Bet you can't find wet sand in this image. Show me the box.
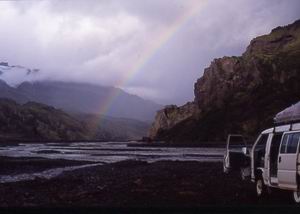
[0,158,295,208]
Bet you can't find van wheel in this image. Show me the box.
[293,190,300,204]
[256,178,266,198]
[223,156,229,174]
[223,164,229,174]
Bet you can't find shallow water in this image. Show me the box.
[0,142,225,183]
[0,141,225,163]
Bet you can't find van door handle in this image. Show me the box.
[279,156,281,163]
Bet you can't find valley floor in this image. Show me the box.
[0,157,295,208]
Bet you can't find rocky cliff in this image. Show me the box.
[149,19,300,143]
[148,102,201,139]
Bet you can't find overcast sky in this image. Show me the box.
[0,0,299,105]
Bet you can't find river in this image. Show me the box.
[0,142,225,183]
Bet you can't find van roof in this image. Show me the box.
[262,123,300,134]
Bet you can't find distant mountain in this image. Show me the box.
[149,19,300,143]
[75,113,150,141]
[0,80,162,122]
[0,63,156,140]
[0,98,150,142]
[0,80,28,103]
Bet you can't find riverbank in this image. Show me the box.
[0,158,293,208]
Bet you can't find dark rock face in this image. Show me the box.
[148,102,200,139]
[149,19,300,142]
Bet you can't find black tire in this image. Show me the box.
[223,155,230,174]
[256,177,267,198]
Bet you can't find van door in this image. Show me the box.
[268,133,283,181]
[223,135,248,173]
[278,132,300,190]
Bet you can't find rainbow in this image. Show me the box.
[98,1,207,119]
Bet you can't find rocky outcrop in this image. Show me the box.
[149,19,300,143]
[148,102,200,139]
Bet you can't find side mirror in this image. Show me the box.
[242,147,248,155]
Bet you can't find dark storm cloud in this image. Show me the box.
[0,0,299,105]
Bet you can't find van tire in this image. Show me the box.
[223,166,229,174]
[293,190,300,204]
[256,177,267,198]
[223,156,229,174]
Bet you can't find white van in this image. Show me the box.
[251,122,300,203]
[224,122,300,203]
[224,102,300,203]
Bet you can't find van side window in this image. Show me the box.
[280,133,300,154]
[287,133,300,154]
[255,134,268,152]
[254,134,269,167]
[280,134,289,153]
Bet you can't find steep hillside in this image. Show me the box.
[0,98,88,141]
[149,19,300,143]
[0,98,150,142]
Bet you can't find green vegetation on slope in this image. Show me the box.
[0,98,88,141]
[0,98,150,142]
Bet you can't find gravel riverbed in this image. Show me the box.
[0,157,294,208]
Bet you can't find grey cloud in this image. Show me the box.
[126,0,300,104]
[0,0,299,105]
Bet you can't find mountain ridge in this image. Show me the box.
[0,79,162,122]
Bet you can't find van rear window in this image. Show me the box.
[287,133,300,153]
